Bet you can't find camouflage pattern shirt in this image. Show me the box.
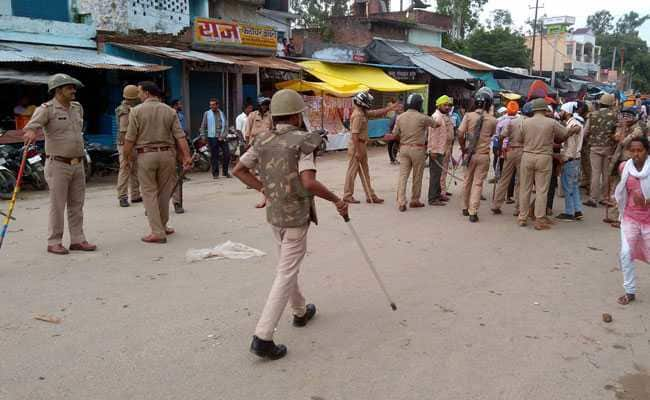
[586,108,617,148]
[239,123,321,228]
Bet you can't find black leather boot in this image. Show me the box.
[293,304,316,327]
[250,336,287,360]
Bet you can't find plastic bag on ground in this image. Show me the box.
[185,240,266,263]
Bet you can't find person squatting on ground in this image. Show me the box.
[392,93,438,212]
[427,95,454,206]
[614,135,650,306]
[232,89,349,360]
[517,98,573,230]
[584,94,618,208]
[491,101,523,216]
[556,102,588,222]
[23,74,97,255]
[115,85,142,208]
[458,87,497,223]
[343,92,400,204]
[123,81,192,244]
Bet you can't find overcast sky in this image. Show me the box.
[389,0,650,42]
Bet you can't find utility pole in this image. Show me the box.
[611,47,617,70]
[529,0,543,74]
[551,32,559,87]
[539,22,544,76]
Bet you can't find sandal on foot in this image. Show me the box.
[617,293,635,305]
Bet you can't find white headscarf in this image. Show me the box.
[614,157,650,220]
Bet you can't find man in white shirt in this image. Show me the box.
[237,104,254,139]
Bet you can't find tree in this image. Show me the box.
[587,10,614,35]
[436,0,488,40]
[491,9,512,28]
[615,11,650,35]
[462,27,531,68]
[290,0,348,29]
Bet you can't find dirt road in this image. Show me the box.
[1,148,648,400]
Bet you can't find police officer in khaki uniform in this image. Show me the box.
[392,93,438,211]
[233,89,348,361]
[122,81,192,243]
[491,102,524,215]
[115,85,142,207]
[517,98,571,230]
[458,88,497,222]
[23,74,96,255]
[244,97,272,146]
[343,92,399,204]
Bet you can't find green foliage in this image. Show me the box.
[489,9,513,29]
[436,0,488,39]
[587,10,614,36]
[290,0,348,29]
[462,27,531,68]
[615,11,650,35]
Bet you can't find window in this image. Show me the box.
[566,43,574,58]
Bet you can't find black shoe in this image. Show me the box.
[293,304,316,327]
[119,197,129,207]
[506,198,515,204]
[583,200,597,208]
[250,336,287,360]
[575,211,584,221]
[491,208,502,215]
[174,203,185,214]
[469,214,479,223]
[480,195,487,201]
[462,209,469,217]
[556,213,576,222]
[224,173,232,178]
[213,175,219,180]
[130,197,143,203]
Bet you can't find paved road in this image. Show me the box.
[1,147,648,400]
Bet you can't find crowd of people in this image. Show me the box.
[17,72,649,361]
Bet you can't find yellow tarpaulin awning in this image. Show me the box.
[276,61,426,97]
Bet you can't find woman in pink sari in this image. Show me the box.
[614,135,650,305]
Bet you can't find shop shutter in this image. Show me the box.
[11,0,70,22]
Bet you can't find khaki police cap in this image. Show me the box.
[48,73,84,92]
[122,84,139,100]
[270,89,306,117]
[599,94,616,106]
[530,98,548,112]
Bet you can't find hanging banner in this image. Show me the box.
[193,17,277,51]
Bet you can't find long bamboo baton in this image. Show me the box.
[0,146,29,250]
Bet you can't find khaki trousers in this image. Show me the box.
[492,148,522,211]
[462,153,490,215]
[518,153,552,221]
[590,146,613,202]
[137,150,177,238]
[44,159,86,246]
[440,151,451,194]
[255,224,309,340]
[343,146,376,200]
[397,146,426,206]
[116,144,140,199]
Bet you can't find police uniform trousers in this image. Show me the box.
[518,152,552,221]
[343,144,377,201]
[462,153,490,215]
[255,224,309,340]
[589,146,613,202]
[116,144,140,200]
[492,147,522,212]
[397,145,427,206]
[45,158,87,246]
[137,150,177,238]
[440,149,451,195]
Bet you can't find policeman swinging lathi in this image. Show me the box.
[23,74,96,255]
[233,89,349,360]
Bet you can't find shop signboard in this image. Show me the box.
[193,17,277,52]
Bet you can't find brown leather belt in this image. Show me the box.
[136,146,171,154]
[508,145,523,149]
[401,143,426,148]
[50,155,83,165]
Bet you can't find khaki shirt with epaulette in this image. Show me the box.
[521,114,568,155]
[24,98,85,158]
[458,110,497,155]
[115,101,133,145]
[502,115,525,147]
[392,109,437,146]
[125,98,185,147]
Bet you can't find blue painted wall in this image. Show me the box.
[103,44,183,102]
[189,71,224,135]
[12,0,69,22]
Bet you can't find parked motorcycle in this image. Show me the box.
[84,141,119,179]
[191,136,211,173]
[0,152,16,200]
[0,144,47,190]
[227,127,246,164]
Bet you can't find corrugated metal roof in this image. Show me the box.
[416,45,496,72]
[112,43,303,71]
[0,42,170,72]
[376,39,473,80]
